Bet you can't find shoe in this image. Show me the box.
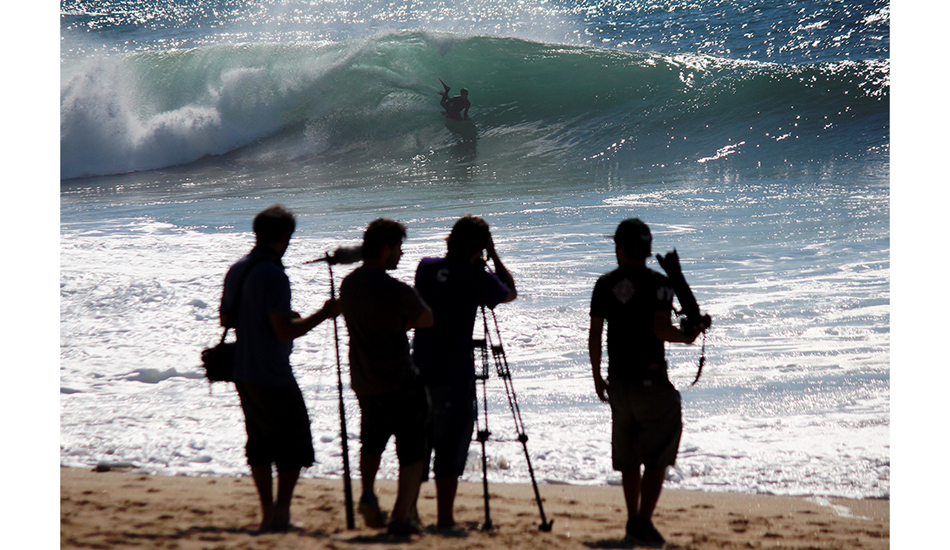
[358,494,386,529]
[410,504,422,531]
[268,520,305,533]
[387,518,423,537]
[387,505,423,537]
[624,518,665,547]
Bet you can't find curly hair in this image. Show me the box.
[361,218,407,259]
[446,216,491,261]
[253,204,296,245]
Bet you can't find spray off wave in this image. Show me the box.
[60,32,888,180]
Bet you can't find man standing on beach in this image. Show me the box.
[413,216,517,529]
[339,218,434,536]
[220,204,340,532]
[588,218,703,546]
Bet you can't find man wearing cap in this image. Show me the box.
[588,218,703,546]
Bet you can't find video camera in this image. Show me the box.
[655,249,711,335]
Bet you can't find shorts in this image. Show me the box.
[357,383,429,464]
[608,379,682,471]
[424,384,476,480]
[235,380,315,471]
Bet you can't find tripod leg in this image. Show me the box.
[519,436,553,531]
[487,307,552,532]
[473,322,494,531]
[477,429,493,531]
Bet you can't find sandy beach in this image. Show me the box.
[60,466,888,549]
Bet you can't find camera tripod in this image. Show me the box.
[472,305,553,532]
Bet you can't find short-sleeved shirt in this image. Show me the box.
[220,247,295,386]
[590,265,675,382]
[340,266,430,397]
[412,257,510,389]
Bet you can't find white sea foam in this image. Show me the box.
[61,172,890,499]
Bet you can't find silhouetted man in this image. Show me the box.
[413,216,516,529]
[588,218,702,546]
[339,218,434,536]
[220,204,340,532]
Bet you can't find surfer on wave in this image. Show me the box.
[438,79,471,121]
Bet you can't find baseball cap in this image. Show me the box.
[611,218,652,256]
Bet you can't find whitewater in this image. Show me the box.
[60,0,889,500]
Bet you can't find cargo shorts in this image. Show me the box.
[608,379,682,471]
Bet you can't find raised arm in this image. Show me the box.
[486,233,517,303]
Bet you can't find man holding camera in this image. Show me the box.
[588,218,704,547]
[412,215,517,529]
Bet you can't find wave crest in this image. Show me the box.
[61,32,889,180]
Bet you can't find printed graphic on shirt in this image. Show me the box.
[657,285,674,303]
[613,278,634,304]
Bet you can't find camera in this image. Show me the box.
[680,313,712,335]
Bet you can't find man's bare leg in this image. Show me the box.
[621,467,643,519]
[621,465,667,544]
[358,453,386,528]
[250,465,275,531]
[272,468,300,530]
[391,459,424,525]
[435,476,459,528]
[361,452,381,498]
[638,466,666,520]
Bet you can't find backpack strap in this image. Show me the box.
[223,255,273,331]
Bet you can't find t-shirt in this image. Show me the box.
[412,257,511,389]
[220,248,295,386]
[340,266,430,397]
[590,264,674,382]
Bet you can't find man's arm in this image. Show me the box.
[653,309,700,344]
[270,299,341,343]
[486,234,517,303]
[588,315,609,403]
[219,269,236,327]
[407,303,434,330]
